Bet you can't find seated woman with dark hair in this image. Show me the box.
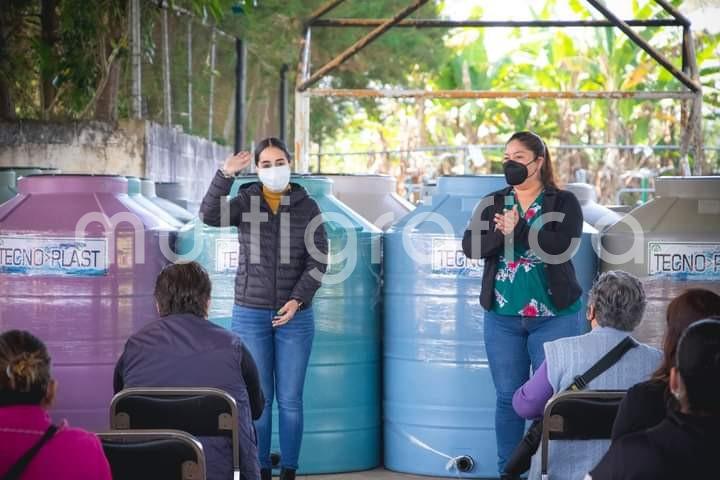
[610,289,720,440]
[588,319,720,480]
[114,261,265,480]
[0,330,111,479]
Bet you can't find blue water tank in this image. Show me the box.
[383,175,597,477]
[176,175,382,474]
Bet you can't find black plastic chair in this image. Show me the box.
[99,429,206,480]
[540,390,626,480]
[110,387,239,480]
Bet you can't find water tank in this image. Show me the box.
[141,179,194,223]
[601,176,720,347]
[156,181,190,209]
[126,177,184,229]
[322,174,414,230]
[176,175,382,474]
[383,175,598,477]
[565,183,621,230]
[0,169,16,204]
[0,174,172,431]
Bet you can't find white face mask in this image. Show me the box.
[257,164,291,192]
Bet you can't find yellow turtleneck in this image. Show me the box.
[262,185,284,214]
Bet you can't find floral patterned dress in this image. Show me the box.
[492,191,581,317]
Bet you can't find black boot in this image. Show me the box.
[260,468,272,480]
[279,468,296,480]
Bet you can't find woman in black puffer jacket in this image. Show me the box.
[200,137,328,480]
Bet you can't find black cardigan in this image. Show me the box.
[611,379,671,441]
[591,410,720,480]
[462,186,583,311]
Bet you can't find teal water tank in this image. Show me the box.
[383,175,597,477]
[176,175,382,474]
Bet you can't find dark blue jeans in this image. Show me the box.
[232,304,315,470]
[484,309,586,474]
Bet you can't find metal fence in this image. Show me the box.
[125,1,238,146]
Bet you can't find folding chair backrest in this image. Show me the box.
[99,429,206,480]
[541,390,626,478]
[110,387,239,475]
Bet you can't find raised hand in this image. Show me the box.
[222,151,252,176]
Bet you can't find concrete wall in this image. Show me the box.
[144,122,232,213]
[0,120,146,176]
[0,120,232,212]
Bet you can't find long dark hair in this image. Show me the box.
[254,137,292,165]
[506,131,558,189]
[0,330,52,406]
[652,288,720,383]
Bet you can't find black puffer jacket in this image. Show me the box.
[200,171,328,310]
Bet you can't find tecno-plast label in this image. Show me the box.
[0,235,108,276]
[648,242,720,279]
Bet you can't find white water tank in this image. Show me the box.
[323,174,414,230]
[565,182,622,230]
[601,177,720,347]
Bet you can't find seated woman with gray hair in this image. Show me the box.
[511,271,662,480]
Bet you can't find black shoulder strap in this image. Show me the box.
[567,336,638,391]
[1,424,59,480]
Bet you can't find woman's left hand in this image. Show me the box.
[494,206,520,236]
[272,299,300,327]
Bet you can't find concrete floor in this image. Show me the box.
[275,469,481,479]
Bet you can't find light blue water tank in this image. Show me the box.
[383,175,597,477]
[176,175,382,474]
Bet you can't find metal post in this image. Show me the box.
[311,18,682,28]
[297,0,429,91]
[279,64,289,143]
[187,19,193,131]
[585,0,700,92]
[208,25,217,140]
[235,38,247,152]
[306,0,347,25]
[304,88,695,100]
[295,91,310,173]
[130,0,142,118]
[161,4,172,125]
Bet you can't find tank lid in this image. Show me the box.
[655,176,720,199]
[324,174,395,194]
[155,182,188,198]
[140,178,157,197]
[125,176,142,195]
[565,183,597,204]
[17,174,128,195]
[436,175,506,196]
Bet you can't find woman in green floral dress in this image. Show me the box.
[462,131,586,476]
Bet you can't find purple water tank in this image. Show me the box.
[0,175,172,430]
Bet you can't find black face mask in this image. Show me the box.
[503,158,537,186]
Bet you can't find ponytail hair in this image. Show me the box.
[0,330,52,406]
[506,131,559,189]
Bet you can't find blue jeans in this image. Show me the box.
[232,304,315,470]
[484,309,586,474]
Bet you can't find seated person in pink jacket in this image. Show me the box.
[0,330,111,480]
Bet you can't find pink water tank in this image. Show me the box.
[0,175,172,430]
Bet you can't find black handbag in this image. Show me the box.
[502,336,637,478]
